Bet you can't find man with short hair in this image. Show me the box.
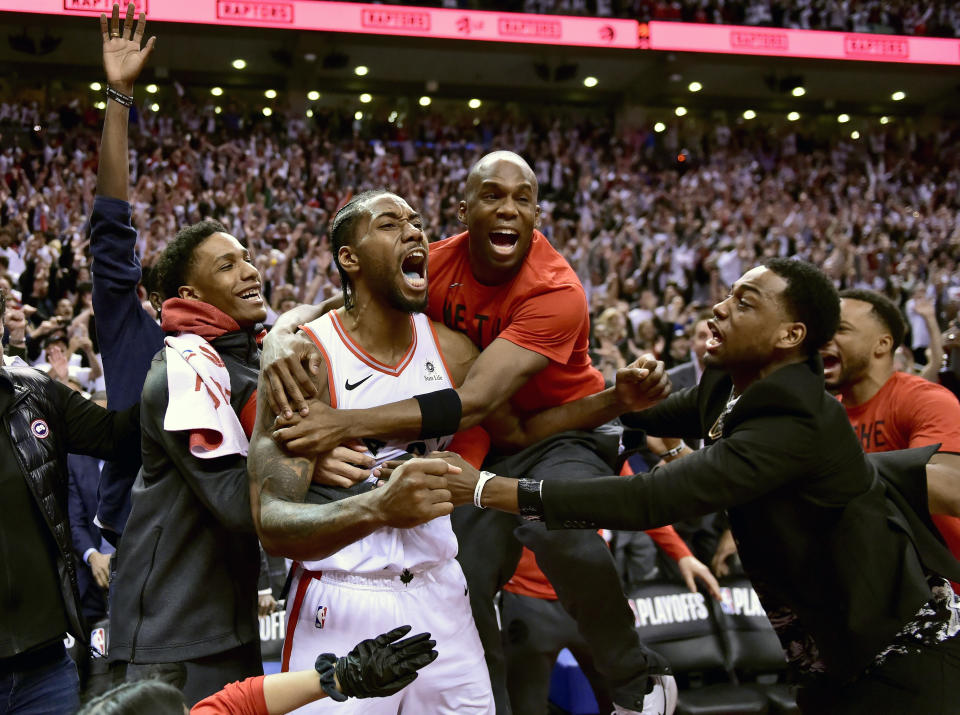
[264,151,674,714]
[440,259,960,712]
[822,288,960,561]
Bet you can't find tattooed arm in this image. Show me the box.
[248,342,459,561]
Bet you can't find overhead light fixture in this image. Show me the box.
[306,109,313,118]
[837,113,850,123]
[583,76,598,88]
[880,116,890,124]
[388,111,398,122]
[687,81,702,92]
[214,106,222,114]
[891,90,906,101]
[851,130,860,139]
[307,91,320,101]
[262,107,272,116]
[359,93,372,104]
[354,65,368,76]
[149,103,159,112]
[354,111,363,120]
[211,87,223,97]
[145,84,158,94]
[468,98,481,109]
[787,111,800,121]
[89,82,102,91]
[419,96,431,107]
[743,109,756,120]
[791,86,806,97]
[94,101,106,110]
[674,106,687,117]
[265,89,277,99]
[231,58,246,70]
[653,122,666,133]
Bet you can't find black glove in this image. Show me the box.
[317,625,438,700]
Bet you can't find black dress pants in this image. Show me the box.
[453,428,667,714]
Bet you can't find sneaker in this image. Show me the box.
[612,674,678,715]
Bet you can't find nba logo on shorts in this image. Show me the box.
[90,627,107,656]
[30,419,49,439]
[719,587,735,615]
[315,605,328,629]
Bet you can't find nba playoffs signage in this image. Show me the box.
[2,0,958,62]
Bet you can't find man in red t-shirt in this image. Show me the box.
[263,152,673,714]
[822,289,960,563]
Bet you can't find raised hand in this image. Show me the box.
[330,625,438,699]
[100,2,156,94]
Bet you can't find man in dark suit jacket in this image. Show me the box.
[440,258,960,712]
[67,453,110,623]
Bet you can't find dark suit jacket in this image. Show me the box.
[67,453,108,621]
[542,356,960,683]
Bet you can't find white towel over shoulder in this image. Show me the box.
[163,333,248,459]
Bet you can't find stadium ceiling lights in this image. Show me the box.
[307,91,321,101]
[787,111,800,121]
[687,81,702,92]
[468,98,482,109]
[306,109,314,118]
[354,65,369,76]
[262,107,273,117]
[94,101,106,109]
[674,106,687,117]
[880,116,890,124]
[145,84,158,94]
[419,96,432,107]
[89,82,102,91]
[354,111,363,120]
[837,114,850,123]
[791,86,806,97]
[149,103,159,112]
[211,87,223,96]
[265,89,277,99]
[583,76,598,88]
[851,130,860,140]
[359,93,372,103]
[743,109,756,120]
[232,59,247,70]
[891,90,906,101]
[214,106,222,114]
[653,122,666,133]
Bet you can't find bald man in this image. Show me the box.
[264,152,672,714]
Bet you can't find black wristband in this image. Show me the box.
[517,478,544,521]
[414,388,462,439]
[315,653,348,702]
[105,86,133,108]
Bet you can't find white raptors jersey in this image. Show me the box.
[298,311,458,574]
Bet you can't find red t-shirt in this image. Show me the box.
[192,675,268,714]
[843,371,960,566]
[427,230,605,413]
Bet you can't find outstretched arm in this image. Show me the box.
[96,3,155,201]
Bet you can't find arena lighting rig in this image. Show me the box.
[1,0,959,63]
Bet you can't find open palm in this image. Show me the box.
[99,2,155,93]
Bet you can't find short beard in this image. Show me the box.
[386,284,427,314]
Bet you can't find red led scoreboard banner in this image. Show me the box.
[1,0,958,62]
[647,20,960,65]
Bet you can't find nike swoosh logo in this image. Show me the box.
[345,375,373,391]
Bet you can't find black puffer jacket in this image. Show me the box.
[1,366,140,648]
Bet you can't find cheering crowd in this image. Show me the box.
[3,3,960,714]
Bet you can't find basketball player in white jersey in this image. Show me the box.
[247,191,494,714]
